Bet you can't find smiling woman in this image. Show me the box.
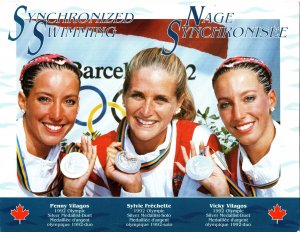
[84,47,230,197]
[212,56,299,197]
[16,54,96,197]
[19,68,80,157]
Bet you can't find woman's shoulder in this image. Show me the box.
[176,119,198,127]
[93,130,118,145]
[176,119,211,131]
[225,145,239,159]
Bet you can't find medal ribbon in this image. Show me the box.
[213,149,281,197]
[117,117,172,173]
[238,158,257,197]
[238,153,281,190]
[212,150,250,197]
[16,136,63,196]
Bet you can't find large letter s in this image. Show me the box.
[162,19,181,56]
[8,5,27,41]
[27,20,46,55]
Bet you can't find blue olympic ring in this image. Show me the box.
[75,85,107,126]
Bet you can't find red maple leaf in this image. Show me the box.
[10,204,29,224]
[268,204,287,224]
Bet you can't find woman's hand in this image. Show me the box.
[176,141,230,197]
[62,136,97,196]
[105,142,142,193]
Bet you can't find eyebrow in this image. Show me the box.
[64,94,79,98]
[130,90,170,98]
[130,90,142,93]
[217,90,257,101]
[34,91,52,96]
[34,91,78,98]
[217,96,230,102]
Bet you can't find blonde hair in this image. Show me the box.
[123,47,196,121]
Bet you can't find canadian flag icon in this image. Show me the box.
[268,204,287,224]
[10,204,30,224]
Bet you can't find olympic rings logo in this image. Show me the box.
[75,85,125,133]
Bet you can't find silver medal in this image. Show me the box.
[186,155,214,181]
[60,152,89,179]
[115,151,141,174]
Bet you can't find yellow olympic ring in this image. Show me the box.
[87,102,126,133]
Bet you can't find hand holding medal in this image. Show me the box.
[61,152,89,178]
[186,153,214,181]
[176,141,230,196]
[115,150,141,174]
[105,142,142,193]
[61,136,97,196]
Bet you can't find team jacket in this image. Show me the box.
[85,119,222,197]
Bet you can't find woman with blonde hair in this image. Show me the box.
[85,47,229,197]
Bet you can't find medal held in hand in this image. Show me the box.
[115,151,141,174]
[186,154,214,181]
[60,152,89,179]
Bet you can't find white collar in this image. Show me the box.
[239,121,281,183]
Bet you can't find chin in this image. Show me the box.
[43,137,64,147]
[237,136,258,147]
[134,134,155,142]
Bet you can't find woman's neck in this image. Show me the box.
[243,120,276,165]
[129,129,167,155]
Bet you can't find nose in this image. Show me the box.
[140,99,153,117]
[49,101,63,121]
[232,102,246,121]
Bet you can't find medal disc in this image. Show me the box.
[115,151,141,174]
[60,152,89,179]
[186,155,214,180]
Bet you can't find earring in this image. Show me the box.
[20,108,25,113]
[271,107,275,112]
[175,108,181,114]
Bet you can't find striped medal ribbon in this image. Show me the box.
[213,149,280,197]
[16,136,63,196]
[210,149,252,197]
[238,153,281,196]
[117,117,173,172]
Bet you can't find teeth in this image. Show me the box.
[236,122,254,131]
[44,123,63,131]
[137,118,155,125]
